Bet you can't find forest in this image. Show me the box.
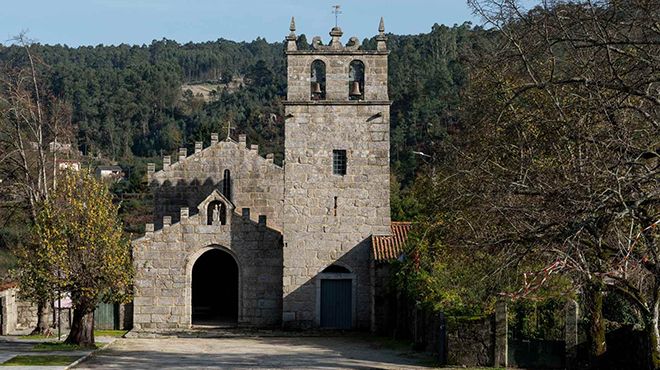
[0,0,657,367]
[0,22,473,183]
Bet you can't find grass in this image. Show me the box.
[1,355,79,366]
[17,334,51,340]
[32,342,98,351]
[95,329,128,337]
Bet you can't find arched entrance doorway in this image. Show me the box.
[191,248,238,326]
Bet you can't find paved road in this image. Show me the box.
[74,336,432,369]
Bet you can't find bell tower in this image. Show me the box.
[282,17,391,329]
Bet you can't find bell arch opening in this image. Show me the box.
[311,60,326,100]
[348,60,365,100]
[191,248,238,326]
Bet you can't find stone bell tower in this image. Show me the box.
[282,18,391,329]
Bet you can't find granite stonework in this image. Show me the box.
[132,189,283,330]
[132,19,392,332]
[281,20,391,330]
[0,287,17,334]
[148,137,284,230]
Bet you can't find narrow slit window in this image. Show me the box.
[333,150,347,176]
[223,169,232,201]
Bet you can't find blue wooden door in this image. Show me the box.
[320,279,352,329]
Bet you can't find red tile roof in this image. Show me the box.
[372,222,412,262]
[0,281,17,292]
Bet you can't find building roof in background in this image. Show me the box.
[371,221,412,262]
[96,165,123,171]
[0,281,17,292]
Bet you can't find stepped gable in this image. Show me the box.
[147,133,284,230]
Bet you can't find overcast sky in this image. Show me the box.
[0,1,497,46]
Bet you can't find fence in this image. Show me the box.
[377,294,580,368]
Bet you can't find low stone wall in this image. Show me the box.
[446,316,494,367]
[16,299,40,330]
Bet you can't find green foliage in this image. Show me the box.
[394,227,501,316]
[390,174,423,221]
[508,299,566,341]
[603,291,642,327]
[15,169,133,311]
[0,248,16,280]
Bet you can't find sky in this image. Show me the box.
[1,1,489,47]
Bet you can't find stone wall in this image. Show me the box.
[0,286,17,334]
[132,207,283,331]
[446,316,495,367]
[371,262,396,334]
[16,298,39,330]
[149,136,284,230]
[282,38,391,329]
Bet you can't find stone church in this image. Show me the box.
[132,18,406,332]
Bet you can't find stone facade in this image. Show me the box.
[134,139,284,330]
[149,137,284,230]
[132,18,391,332]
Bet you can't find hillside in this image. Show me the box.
[0,23,480,266]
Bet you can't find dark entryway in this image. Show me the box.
[320,279,352,329]
[192,248,238,326]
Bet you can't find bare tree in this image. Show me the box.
[0,33,73,334]
[425,0,659,366]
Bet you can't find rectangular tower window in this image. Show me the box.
[333,150,347,176]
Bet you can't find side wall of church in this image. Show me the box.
[132,212,283,330]
[149,138,284,230]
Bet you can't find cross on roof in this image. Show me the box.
[226,122,235,140]
[332,5,342,27]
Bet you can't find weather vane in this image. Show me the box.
[332,5,342,27]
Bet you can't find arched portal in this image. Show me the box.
[191,248,238,326]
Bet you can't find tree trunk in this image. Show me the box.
[65,306,95,347]
[31,301,50,335]
[585,281,606,369]
[648,285,660,370]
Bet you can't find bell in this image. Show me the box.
[350,81,362,98]
[311,82,322,95]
